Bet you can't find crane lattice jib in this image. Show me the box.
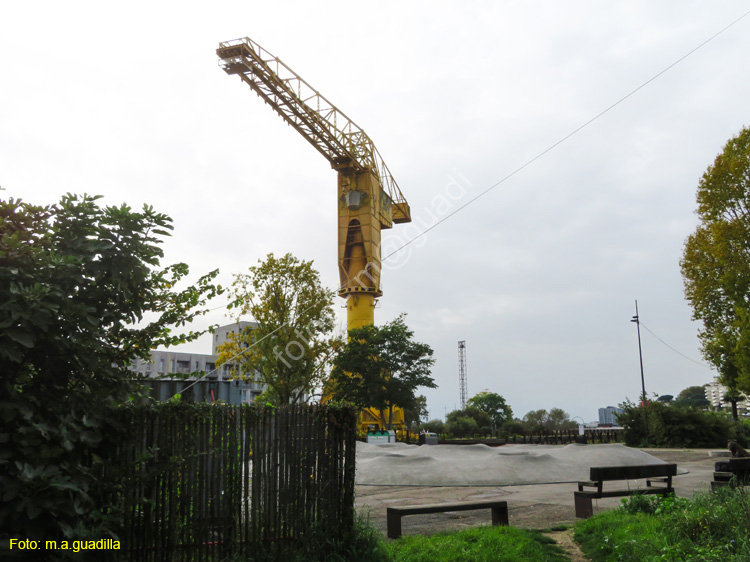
[217,37,409,217]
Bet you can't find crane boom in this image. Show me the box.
[217,36,412,434]
[216,37,410,225]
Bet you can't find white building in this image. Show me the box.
[129,321,265,404]
[704,376,750,414]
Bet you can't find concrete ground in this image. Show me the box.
[355,444,725,538]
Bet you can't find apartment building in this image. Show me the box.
[129,321,264,404]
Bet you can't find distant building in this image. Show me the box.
[129,321,265,405]
[704,376,750,414]
[598,406,623,426]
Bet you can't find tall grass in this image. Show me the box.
[575,488,750,562]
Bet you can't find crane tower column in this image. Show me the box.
[217,36,412,432]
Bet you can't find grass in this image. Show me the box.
[235,488,750,561]
[574,488,750,562]
[387,525,568,562]
[234,520,568,562]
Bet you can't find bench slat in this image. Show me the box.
[589,464,677,481]
[575,464,677,519]
[729,458,750,471]
[387,500,508,539]
[390,501,507,516]
[576,488,672,499]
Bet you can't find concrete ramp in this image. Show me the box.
[356,442,677,486]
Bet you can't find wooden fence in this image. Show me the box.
[509,429,622,445]
[104,403,356,562]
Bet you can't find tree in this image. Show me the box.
[329,314,436,429]
[681,126,750,394]
[446,415,479,438]
[422,419,445,435]
[674,386,710,409]
[723,388,744,421]
[618,400,733,448]
[466,391,513,430]
[522,409,549,433]
[446,407,492,436]
[547,407,576,430]
[403,394,429,431]
[521,408,576,432]
[217,253,340,405]
[1,194,222,540]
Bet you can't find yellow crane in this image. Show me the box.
[217,37,412,431]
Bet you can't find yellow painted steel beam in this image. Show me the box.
[217,37,409,433]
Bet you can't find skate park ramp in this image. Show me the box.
[356,442,683,486]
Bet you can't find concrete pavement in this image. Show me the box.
[355,444,722,537]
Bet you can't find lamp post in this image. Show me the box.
[631,300,647,405]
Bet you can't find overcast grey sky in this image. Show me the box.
[3,1,749,423]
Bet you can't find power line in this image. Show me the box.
[170,9,747,399]
[638,321,710,369]
[382,7,750,262]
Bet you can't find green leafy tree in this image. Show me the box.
[422,419,445,435]
[504,420,525,436]
[446,407,492,436]
[723,388,744,421]
[467,391,513,430]
[547,407,576,430]
[681,126,750,394]
[217,253,341,405]
[618,400,734,448]
[674,386,710,409]
[522,409,550,433]
[403,394,429,431]
[329,314,436,429]
[446,416,479,438]
[521,408,576,432]
[0,194,222,541]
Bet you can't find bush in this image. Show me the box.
[422,419,445,434]
[503,421,525,437]
[446,416,479,438]
[618,401,734,448]
[0,195,221,543]
[287,515,393,562]
[575,488,750,562]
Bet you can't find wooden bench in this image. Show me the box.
[386,500,509,539]
[574,464,677,519]
[712,457,750,490]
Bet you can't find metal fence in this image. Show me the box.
[105,403,356,561]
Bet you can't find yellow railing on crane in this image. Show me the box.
[217,36,411,432]
[217,37,410,225]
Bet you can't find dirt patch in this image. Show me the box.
[544,529,590,562]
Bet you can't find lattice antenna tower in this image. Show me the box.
[458,340,468,410]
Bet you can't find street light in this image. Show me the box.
[631,300,647,405]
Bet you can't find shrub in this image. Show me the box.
[446,416,479,438]
[422,419,445,434]
[576,488,750,562]
[0,195,221,543]
[618,400,733,448]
